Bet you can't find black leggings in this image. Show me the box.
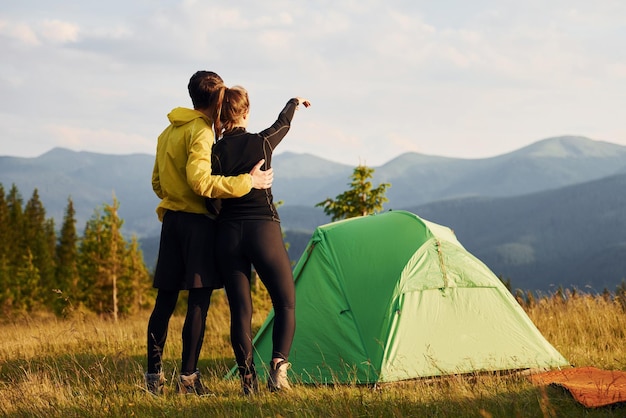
[146,287,212,374]
[216,220,295,375]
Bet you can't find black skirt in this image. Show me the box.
[152,211,222,290]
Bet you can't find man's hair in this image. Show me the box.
[188,71,224,109]
[188,71,226,136]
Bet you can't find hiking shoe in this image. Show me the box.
[241,372,259,396]
[267,360,292,392]
[144,372,165,395]
[178,370,208,395]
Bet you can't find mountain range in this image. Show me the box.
[1,135,625,293]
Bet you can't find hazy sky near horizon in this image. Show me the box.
[1,1,625,166]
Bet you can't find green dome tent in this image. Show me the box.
[245,210,568,384]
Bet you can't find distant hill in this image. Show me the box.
[376,135,626,208]
[408,173,626,293]
[2,135,626,292]
[0,148,160,238]
[2,135,625,236]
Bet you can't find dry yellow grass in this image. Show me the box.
[1,289,625,417]
[527,293,626,370]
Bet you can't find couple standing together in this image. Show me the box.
[145,70,310,396]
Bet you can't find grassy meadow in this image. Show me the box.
[1,288,625,417]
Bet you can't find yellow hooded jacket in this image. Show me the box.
[151,107,252,221]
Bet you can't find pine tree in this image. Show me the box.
[121,236,152,314]
[316,165,391,221]
[0,256,8,313]
[4,184,28,309]
[6,184,25,267]
[107,200,121,322]
[0,184,9,262]
[77,197,131,320]
[12,250,40,312]
[78,200,114,317]
[78,207,102,313]
[55,198,80,315]
[23,189,56,307]
[43,218,57,305]
[0,184,9,310]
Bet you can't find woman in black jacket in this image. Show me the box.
[210,86,310,395]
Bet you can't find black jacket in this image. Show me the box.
[208,98,298,221]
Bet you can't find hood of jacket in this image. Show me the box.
[167,107,209,127]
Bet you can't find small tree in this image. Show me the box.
[0,184,9,263]
[316,165,390,221]
[54,198,80,315]
[23,189,56,306]
[6,184,25,266]
[12,250,40,312]
[78,197,125,320]
[123,236,152,314]
[0,185,9,311]
[78,196,151,320]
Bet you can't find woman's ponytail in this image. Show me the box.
[219,86,250,134]
[213,85,226,140]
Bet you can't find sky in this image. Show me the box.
[1,1,625,166]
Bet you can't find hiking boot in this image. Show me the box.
[178,370,208,395]
[241,372,259,396]
[267,360,292,392]
[144,372,165,395]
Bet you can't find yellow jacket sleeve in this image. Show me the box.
[151,158,164,199]
[186,122,252,198]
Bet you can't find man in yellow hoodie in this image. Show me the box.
[145,71,273,395]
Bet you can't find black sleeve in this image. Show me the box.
[258,98,299,150]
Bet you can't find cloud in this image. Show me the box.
[40,19,79,44]
[1,1,625,165]
[0,17,79,46]
[0,19,40,46]
[274,119,364,164]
